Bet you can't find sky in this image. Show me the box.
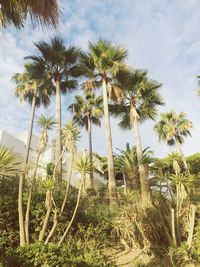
[0,0,200,158]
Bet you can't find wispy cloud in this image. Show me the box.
[0,0,200,157]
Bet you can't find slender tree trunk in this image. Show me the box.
[87,116,94,189]
[45,153,74,244]
[55,78,62,185]
[52,145,67,181]
[159,207,176,247]
[38,189,52,241]
[58,183,82,247]
[122,169,127,191]
[102,79,118,208]
[18,96,36,246]
[133,117,151,205]
[59,153,73,216]
[171,208,177,247]
[18,174,26,246]
[187,204,196,249]
[25,95,36,165]
[24,151,41,243]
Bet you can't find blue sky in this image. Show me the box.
[0,0,200,157]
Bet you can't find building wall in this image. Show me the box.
[0,130,107,189]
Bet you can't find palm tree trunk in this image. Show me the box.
[18,174,26,246]
[24,151,41,243]
[175,138,188,171]
[25,95,36,165]
[133,117,151,205]
[58,183,82,247]
[102,78,118,208]
[39,189,52,241]
[87,115,94,189]
[55,78,62,185]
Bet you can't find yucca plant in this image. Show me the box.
[24,115,55,243]
[45,121,80,244]
[75,155,93,195]
[39,178,56,241]
[57,156,91,247]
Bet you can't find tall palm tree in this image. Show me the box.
[69,92,103,187]
[80,39,128,208]
[25,115,56,243]
[13,64,53,246]
[154,111,192,170]
[110,69,163,204]
[0,0,59,28]
[26,37,81,184]
[13,63,52,166]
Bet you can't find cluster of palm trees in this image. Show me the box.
[9,34,196,247]
[13,35,194,206]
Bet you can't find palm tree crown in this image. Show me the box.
[110,69,164,128]
[26,37,81,88]
[81,39,128,95]
[69,92,103,130]
[0,0,59,28]
[26,37,81,183]
[13,63,53,108]
[154,111,192,146]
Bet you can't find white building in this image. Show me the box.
[0,130,107,189]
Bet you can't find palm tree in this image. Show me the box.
[69,92,103,187]
[26,37,81,184]
[13,63,52,166]
[25,115,56,243]
[0,0,59,28]
[115,143,153,190]
[154,111,192,170]
[13,64,53,246]
[80,39,128,208]
[110,69,163,204]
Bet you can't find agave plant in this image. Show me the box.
[0,147,21,177]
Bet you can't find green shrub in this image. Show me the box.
[3,241,113,267]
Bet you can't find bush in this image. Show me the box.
[3,241,113,267]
